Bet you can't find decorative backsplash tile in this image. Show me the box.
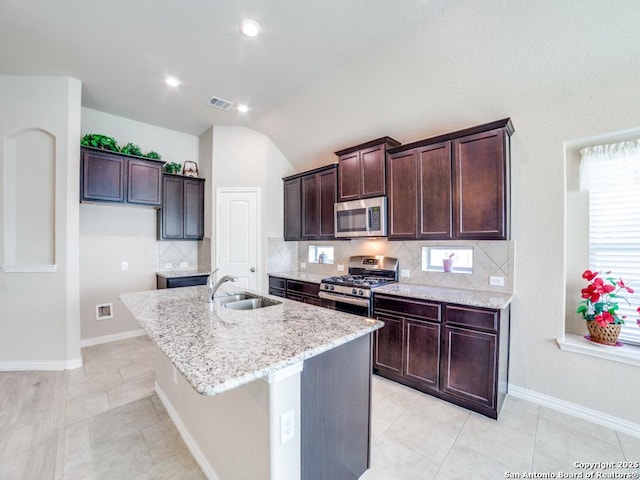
[157,241,199,271]
[280,238,515,294]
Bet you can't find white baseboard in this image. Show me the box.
[80,329,147,348]
[508,383,640,438]
[0,356,83,371]
[154,383,220,480]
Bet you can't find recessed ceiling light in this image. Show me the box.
[241,20,260,37]
[237,104,250,113]
[165,76,181,87]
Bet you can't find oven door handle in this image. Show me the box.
[319,291,370,307]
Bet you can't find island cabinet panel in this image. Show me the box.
[453,127,508,240]
[158,174,205,240]
[373,293,510,419]
[387,118,512,241]
[301,333,372,480]
[285,164,336,241]
[335,137,400,201]
[80,147,163,207]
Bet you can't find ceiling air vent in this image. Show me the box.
[208,96,234,111]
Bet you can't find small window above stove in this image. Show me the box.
[422,246,473,274]
[308,246,334,264]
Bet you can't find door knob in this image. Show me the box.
[250,267,256,272]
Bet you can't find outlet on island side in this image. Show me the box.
[280,409,295,444]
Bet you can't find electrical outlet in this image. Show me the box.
[489,276,505,286]
[164,263,173,270]
[300,262,306,269]
[337,264,345,272]
[400,269,411,278]
[121,261,128,271]
[280,409,295,444]
[180,262,188,268]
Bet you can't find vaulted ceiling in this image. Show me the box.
[2,0,639,170]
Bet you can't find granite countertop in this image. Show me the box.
[373,283,513,310]
[269,271,513,309]
[268,271,326,284]
[156,270,211,279]
[119,285,383,396]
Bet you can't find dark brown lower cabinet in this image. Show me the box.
[373,293,510,419]
[302,333,372,480]
[373,295,441,394]
[268,276,321,306]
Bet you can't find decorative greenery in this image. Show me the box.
[120,142,143,156]
[80,133,120,152]
[163,162,182,174]
[577,269,633,326]
[145,151,162,160]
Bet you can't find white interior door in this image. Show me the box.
[216,188,260,291]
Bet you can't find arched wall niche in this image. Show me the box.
[2,127,57,272]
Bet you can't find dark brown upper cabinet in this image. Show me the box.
[387,118,513,241]
[284,165,337,241]
[158,174,205,240]
[283,177,302,241]
[335,137,400,201]
[81,146,163,207]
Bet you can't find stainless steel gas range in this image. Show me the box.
[319,255,399,317]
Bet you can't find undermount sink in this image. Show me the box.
[213,293,281,310]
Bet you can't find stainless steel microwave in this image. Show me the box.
[334,196,387,238]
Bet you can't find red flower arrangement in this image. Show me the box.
[577,269,633,327]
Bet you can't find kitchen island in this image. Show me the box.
[120,285,383,480]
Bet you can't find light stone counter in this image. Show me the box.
[268,271,325,284]
[119,285,383,396]
[156,270,210,279]
[373,283,513,310]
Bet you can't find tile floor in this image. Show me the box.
[1,335,639,479]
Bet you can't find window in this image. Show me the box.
[308,246,334,264]
[580,140,640,346]
[422,246,473,274]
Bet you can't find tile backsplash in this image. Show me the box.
[156,241,199,271]
[268,237,514,293]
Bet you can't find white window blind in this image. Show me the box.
[581,142,640,346]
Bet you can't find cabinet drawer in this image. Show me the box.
[445,305,498,331]
[269,288,286,298]
[269,276,287,290]
[286,280,319,297]
[373,294,441,321]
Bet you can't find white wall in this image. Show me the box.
[0,75,82,368]
[80,108,199,341]
[251,0,640,426]
[210,126,295,292]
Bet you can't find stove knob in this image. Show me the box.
[352,288,357,295]
[330,285,335,291]
[359,289,364,296]
[324,284,329,290]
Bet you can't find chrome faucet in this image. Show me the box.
[207,268,237,300]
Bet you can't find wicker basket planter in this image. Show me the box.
[586,321,622,346]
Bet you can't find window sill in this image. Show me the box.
[557,334,640,367]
